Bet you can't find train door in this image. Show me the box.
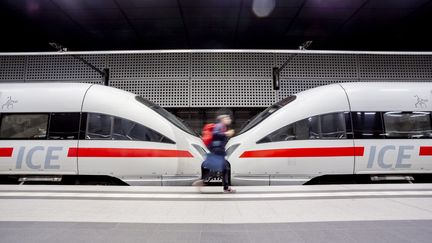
[0,113,80,175]
[76,113,186,185]
[353,111,432,174]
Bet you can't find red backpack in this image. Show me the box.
[202,123,215,147]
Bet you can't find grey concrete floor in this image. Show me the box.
[0,220,431,243]
[2,184,432,242]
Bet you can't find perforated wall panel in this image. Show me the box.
[191,79,275,107]
[0,56,26,80]
[26,80,104,85]
[108,53,189,79]
[72,80,104,85]
[191,53,274,78]
[277,79,432,101]
[276,54,358,79]
[111,79,189,107]
[26,55,106,80]
[358,55,432,80]
[0,51,431,107]
[277,79,347,100]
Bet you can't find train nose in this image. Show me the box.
[226,143,241,159]
[191,144,208,160]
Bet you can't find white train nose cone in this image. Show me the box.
[191,144,207,160]
[226,143,241,159]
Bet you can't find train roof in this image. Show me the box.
[338,82,432,111]
[292,82,432,112]
[0,82,94,112]
[338,82,432,91]
[0,82,93,89]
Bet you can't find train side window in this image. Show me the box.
[113,117,175,144]
[257,112,348,143]
[344,112,354,139]
[257,124,294,143]
[320,113,347,139]
[383,111,432,138]
[308,113,347,139]
[48,113,80,139]
[351,112,384,139]
[295,119,310,140]
[112,118,134,140]
[79,113,88,140]
[308,115,320,139]
[86,113,113,139]
[0,114,48,139]
[257,118,309,143]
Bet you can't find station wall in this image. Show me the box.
[1,51,431,108]
[1,51,431,133]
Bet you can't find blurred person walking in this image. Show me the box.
[193,113,235,193]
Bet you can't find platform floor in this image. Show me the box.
[1,184,432,242]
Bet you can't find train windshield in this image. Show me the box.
[238,96,296,135]
[135,96,197,136]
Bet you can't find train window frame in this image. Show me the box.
[257,118,309,143]
[344,111,354,139]
[351,112,385,139]
[308,115,321,139]
[320,112,348,139]
[86,113,113,140]
[112,116,175,144]
[382,111,432,139]
[84,112,175,144]
[48,112,81,140]
[257,112,349,144]
[79,112,88,140]
[0,113,50,140]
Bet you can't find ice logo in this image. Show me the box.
[414,95,428,108]
[1,96,18,110]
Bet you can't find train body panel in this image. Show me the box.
[0,83,206,185]
[227,82,432,185]
[231,140,356,185]
[0,83,85,176]
[0,140,78,175]
[344,83,432,175]
[75,140,196,185]
[354,139,432,174]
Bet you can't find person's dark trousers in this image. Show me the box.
[222,160,231,190]
[209,148,232,189]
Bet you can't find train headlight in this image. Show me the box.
[192,144,207,159]
[226,144,240,157]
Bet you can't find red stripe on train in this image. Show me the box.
[420,146,432,156]
[0,147,13,157]
[240,146,365,158]
[67,148,193,158]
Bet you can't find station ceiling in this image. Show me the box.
[1,0,432,52]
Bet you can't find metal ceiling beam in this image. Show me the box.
[1,49,432,56]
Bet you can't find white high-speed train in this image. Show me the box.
[226,82,432,185]
[0,83,207,185]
